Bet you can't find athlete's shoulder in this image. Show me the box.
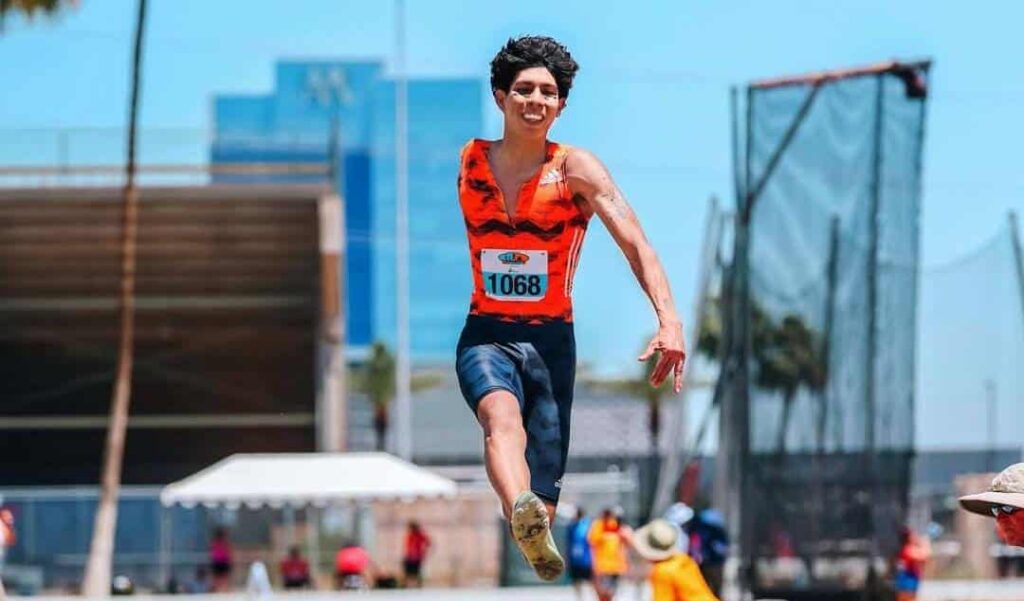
[564,146,613,192]
[563,145,608,173]
[460,138,486,159]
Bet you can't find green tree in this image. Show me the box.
[753,313,826,453]
[697,296,827,453]
[351,342,444,452]
[0,0,74,29]
[360,342,395,451]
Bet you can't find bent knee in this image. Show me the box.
[477,390,523,437]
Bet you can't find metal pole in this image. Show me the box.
[809,215,841,583]
[159,506,171,590]
[318,192,347,452]
[713,88,742,520]
[737,83,755,599]
[985,379,997,473]
[650,196,723,516]
[820,216,841,453]
[393,0,412,460]
[863,73,885,600]
[1009,212,1024,342]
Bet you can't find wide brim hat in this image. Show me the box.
[959,463,1024,516]
[632,519,678,562]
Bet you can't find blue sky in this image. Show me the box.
[2,1,1023,448]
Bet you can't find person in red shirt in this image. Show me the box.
[335,540,374,590]
[279,546,311,589]
[892,527,930,601]
[402,521,431,588]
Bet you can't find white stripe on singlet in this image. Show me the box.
[564,229,584,297]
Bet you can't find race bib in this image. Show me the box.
[481,249,548,301]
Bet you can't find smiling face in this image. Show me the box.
[494,66,565,139]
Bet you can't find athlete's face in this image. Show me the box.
[495,66,565,137]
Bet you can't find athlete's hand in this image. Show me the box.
[638,321,686,393]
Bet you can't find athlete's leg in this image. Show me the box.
[477,389,530,518]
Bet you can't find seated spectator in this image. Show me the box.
[279,546,311,589]
[183,566,210,594]
[335,540,374,590]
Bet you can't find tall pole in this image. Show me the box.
[863,73,885,600]
[1010,212,1024,343]
[393,0,412,460]
[650,196,722,516]
[83,0,147,595]
[309,70,349,452]
[985,379,997,473]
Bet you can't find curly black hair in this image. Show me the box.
[490,36,579,99]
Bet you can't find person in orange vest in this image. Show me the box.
[587,508,632,601]
[632,518,719,601]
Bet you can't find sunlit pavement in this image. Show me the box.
[21,580,1024,600]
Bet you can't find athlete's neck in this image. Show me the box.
[490,134,548,174]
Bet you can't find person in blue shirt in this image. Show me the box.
[566,507,595,599]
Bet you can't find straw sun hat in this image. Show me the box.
[632,519,679,562]
[959,463,1024,516]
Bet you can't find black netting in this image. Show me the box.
[918,222,1024,450]
[730,64,930,590]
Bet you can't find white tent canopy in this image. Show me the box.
[160,452,458,509]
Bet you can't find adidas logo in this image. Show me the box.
[539,168,563,186]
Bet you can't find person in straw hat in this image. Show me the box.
[959,462,1024,547]
[632,518,720,601]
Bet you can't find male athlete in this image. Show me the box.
[455,36,686,581]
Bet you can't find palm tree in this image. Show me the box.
[81,0,148,596]
[0,0,71,28]
[351,342,443,451]
[753,313,825,453]
[360,342,396,451]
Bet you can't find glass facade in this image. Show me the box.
[211,61,483,359]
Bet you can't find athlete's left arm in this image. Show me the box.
[565,148,686,393]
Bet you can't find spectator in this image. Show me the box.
[587,508,632,601]
[662,502,694,554]
[688,509,729,596]
[335,539,374,590]
[632,518,720,601]
[892,527,930,601]
[208,527,234,592]
[279,546,311,589]
[566,507,595,600]
[245,561,272,600]
[959,463,1024,547]
[183,566,210,594]
[0,508,15,597]
[402,521,431,588]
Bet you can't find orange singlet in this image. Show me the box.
[458,139,590,324]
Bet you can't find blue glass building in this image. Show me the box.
[211,61,483,360]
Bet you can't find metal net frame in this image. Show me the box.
[715,60,932,596]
